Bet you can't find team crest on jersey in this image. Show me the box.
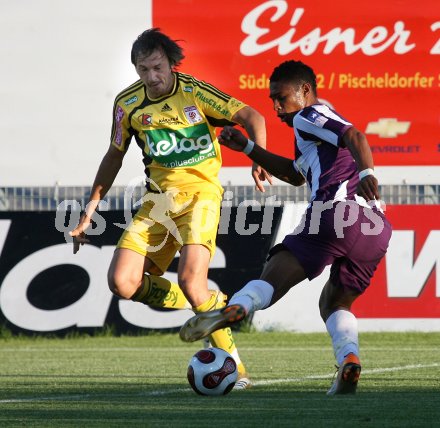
[184,106,203,124]
[307,110,328,128]
[138,113,153,125]
[183,86,193,93]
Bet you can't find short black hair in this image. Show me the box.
[270,60,317,96]
[131,28,185,67]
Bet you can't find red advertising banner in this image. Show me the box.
[153,0,440,166]
[354,205,440,318]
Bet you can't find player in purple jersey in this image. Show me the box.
[180,60,392,395]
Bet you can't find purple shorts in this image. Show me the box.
[277,200,392,294]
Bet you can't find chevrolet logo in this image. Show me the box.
[365,118,410,138]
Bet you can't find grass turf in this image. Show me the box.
[0,332,439,427]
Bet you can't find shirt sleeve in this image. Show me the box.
[110,101,132,152]
[194,81,247,123]
[294,106,352,147]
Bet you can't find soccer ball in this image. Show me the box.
[187,348,238,396]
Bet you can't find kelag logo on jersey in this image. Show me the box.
[144,122,216,168]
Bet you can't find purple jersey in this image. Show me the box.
[293,104,358,203]
[278,103,392,291]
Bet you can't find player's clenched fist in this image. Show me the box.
[218,126,247,151]
[69,215,91,254]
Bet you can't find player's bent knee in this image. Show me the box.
[107,270,140,299]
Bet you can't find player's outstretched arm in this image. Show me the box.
[231,106,273,192]
[69,145,125,254]
[219,126,305,186]
[342,127,380,201]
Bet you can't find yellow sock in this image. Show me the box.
[131,275,191,309]
[193,293,247,377]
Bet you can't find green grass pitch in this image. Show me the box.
[0,331,439,427]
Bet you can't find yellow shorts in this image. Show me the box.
[117,191,221,275]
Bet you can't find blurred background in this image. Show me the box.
[0,0,439,335]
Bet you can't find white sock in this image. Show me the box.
[229,279,274,314]
[325,310,359,365]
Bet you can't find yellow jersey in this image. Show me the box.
[110,72,247,195]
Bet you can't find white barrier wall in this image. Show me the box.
[0,0,152,186]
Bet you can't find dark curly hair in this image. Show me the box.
[270,60,317,96]
[131,28,185,67]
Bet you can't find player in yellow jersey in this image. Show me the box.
[69,28,270,389]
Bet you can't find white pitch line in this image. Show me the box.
[0,362,438,404]
[1,347,440,352]
[253,362,440,386]
[0,394,93,404]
